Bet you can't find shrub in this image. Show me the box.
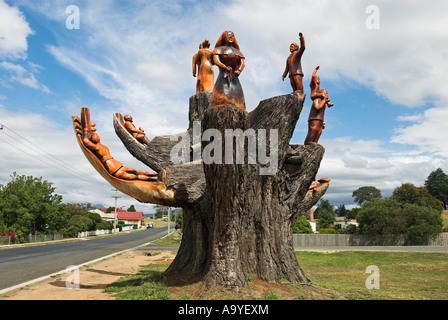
[318,228,338,234]
[293,215,313,234]
[357,198,443,244]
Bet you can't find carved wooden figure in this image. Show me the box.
[283,32,306,93]
[73,33,332,290]
[304,66,333,145]
[76,108,158,181]
[123,114,150,145]
[210,31,246,110]
[192,39,215,93]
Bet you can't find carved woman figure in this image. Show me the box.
[304,66,333,145]
[192,39,215,93]
[210,31,246,110]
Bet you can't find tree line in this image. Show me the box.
[0,172,115,243]
[294,168,447,244]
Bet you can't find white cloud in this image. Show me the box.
[3,0,448,210]
[0,61,50,93]
[0,0,34,59]
[392,105,448,157]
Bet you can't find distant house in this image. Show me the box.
[90,209,115,223]
[117,211,144,228]
[308,209,317,233]
[334,217,358,229]
[91,208,144,228]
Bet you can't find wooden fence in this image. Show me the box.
[293,232,448,247]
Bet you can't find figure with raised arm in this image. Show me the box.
[304,66,334,145]
[192,39,215,93]
[283,32,306,93]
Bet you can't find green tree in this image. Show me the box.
[347,207,361,220]
[318,209,335,229]
[65,214,93,236]
[391,183,443,211]
[65,202,94,216]
[352,186,382,206]
[357,198,443,244]
[293,215,313,234]
[424,168,448,210]
[154,204,168,219]
[127,204,136,212]
[175,209,183,230]
[334,204,349,217]
[314,199,333,219]
[0,173,68,235]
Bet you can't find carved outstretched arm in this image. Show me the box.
[72,109,179,206]
[299,32,306,53]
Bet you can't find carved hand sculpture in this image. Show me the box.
[72,108,176,205]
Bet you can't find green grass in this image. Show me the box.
[104,263,170,300]
[152,231,182,246]
[104,251,448,300]
[296,251,448,300]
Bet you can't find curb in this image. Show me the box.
[0,240,156,296]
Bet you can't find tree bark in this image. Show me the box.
[114,91,328,289]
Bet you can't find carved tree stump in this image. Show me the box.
[113,91,328,290]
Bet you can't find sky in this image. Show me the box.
[0,0,447,213]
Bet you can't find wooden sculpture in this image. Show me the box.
[123,114,150,145]
[210,31,246,110]
[73,32,331,291]
[282,32,306,93]
[304,66,333,145]
[192,39,215,93]
[72,108,176,205]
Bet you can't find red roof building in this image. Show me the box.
[117,211,144,228]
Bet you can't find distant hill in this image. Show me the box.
[93,204,106,209]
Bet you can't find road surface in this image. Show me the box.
[0,227,170,292]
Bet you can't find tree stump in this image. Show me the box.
[113,91,328,290]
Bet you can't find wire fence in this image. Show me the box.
[1,234,68,246]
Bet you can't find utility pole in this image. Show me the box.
[168,206,171,235]
[112,189,120,234]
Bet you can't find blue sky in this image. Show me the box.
[1,0,447,212]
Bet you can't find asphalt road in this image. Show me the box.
[0,226,170,292]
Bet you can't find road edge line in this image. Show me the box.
[0,240,157,296]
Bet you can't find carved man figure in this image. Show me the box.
[192,39,215,93]
[82,121,157,181]
[304,66,333,145]
[124,114,150,145]
[282,32,306,93]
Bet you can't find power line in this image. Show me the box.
[0,124,107,188]
[0,124,97,180]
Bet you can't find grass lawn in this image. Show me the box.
[152,231,182,246]
[296,251,448,300]
[104,250,448,300]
